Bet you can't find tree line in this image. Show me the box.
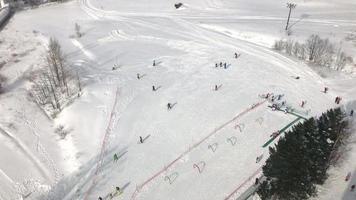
[257,108,349,199]
[273,35,353,70]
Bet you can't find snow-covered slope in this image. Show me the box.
[0,0,355,200]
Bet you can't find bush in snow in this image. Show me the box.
[257,108,349,200]
[55,125,69,139]
[30,37,81,116]
[273,35,352,70]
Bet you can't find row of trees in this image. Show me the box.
[30,38,81,116]
[257,108,349,200]
[273,35,353,70]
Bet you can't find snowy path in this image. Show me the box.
[0,126,52,181]
[3,0,354,200]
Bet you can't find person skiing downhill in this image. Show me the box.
[215,85,218,91]
[137,73,140,79]
[113,153,119,162]
[139,136,143,143]
[167,103,172,110]
[215,63,218,68]
[301,100,306,108]
[152,85,156,91]
[219,62,223,67]
[255,178,259,185]
[223,63,227,69]
[351,184,355,192]
[98,197,103,200]
[234,52,238,58]
[153,60,156,66]
[351,110,354,117]
[324,87,328,93]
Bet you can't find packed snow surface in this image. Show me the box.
[0,0,355,200]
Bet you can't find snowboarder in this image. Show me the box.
[215,63,218,68]
[152,85,156,91]
[139,136,143,143]
[219,62,223,67]
[324,87,328,93]
[137,73,140,79]
[167,103,172,110]
[113,153,119,162]
[255,178,259,185]
[350,110,354,117]
[153,60,156,66]
[215,85,218,91]
[351,184,355,192]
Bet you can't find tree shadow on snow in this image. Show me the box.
[38,146,129,200]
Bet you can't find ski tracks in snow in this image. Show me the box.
[19,110,61,184]
[83,87,120,200]
[130,100,267,200]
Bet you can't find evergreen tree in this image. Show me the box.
[258,108,347,200]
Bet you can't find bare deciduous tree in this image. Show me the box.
[31,37,82,115]
[273,35,352,71]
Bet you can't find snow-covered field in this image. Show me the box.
[0,0,355,200]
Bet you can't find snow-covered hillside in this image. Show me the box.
[0,0,355,200]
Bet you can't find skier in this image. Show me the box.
[351,184,355,192]
[139,136,143,143]
[351,110,354,117]
[113,153,119,162]
[152,85,156,91]
[346,172,352,181]
[324,87,328,93]
[281,101,286,106]
[219,62,223,67]
[215,85,218,91]
[153,60,156,66]
[270,131,279,138]
[137,73,140,79]
[116,186,121,192]
[223,63,227,69]
[215,63,218,68]
[301,100,306,108]
[234,52,238,58]
[256,155,263,163]
[255,178,259,185]
[98,197,103,200]
[337,97,342,104]
[167,103,172,110]
[277,94,282,100]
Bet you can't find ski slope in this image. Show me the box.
[0,0,355,200]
